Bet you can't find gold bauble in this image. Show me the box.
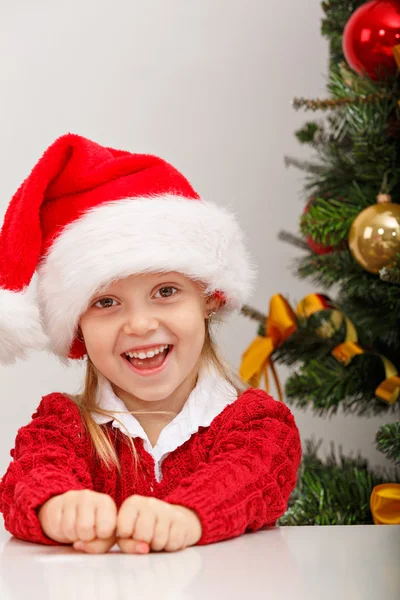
[349,203,400,273]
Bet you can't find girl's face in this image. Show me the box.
[78,272,219,404]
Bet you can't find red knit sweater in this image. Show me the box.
[0,388,302,546]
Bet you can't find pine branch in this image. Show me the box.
[294,72,400,200]
[273,325,339,366]
[302,135,399,200]
[278,437,400,526]
[339,296,400,356]
[277,230,310,251]
[283,155,325,174]
[337,269,400,312]
[240,304,266,325]
[380,254,400,285]
[294,249,365,287]
[299,148,370,200]
[282,353,398,418]
[295,119,343,151]
[292,90,393,112]
[294,121,321,144]
[294,249,400,315]
[375,422,400,464]
[300,196,363,245]
[328,61,390,100]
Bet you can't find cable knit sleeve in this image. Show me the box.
[164,389,302,545]
[0,393,93,546]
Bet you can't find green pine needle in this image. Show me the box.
[375,422,400,463]
[300,196,363,245]
[278,438,400,526]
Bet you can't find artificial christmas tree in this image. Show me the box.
[240,0,400,525]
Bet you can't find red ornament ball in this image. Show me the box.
[343,0,400,81]
[307,237,334,255]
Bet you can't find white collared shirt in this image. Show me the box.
[92,364,238,482]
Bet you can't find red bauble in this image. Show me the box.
[343,0,400,81]
[307,237,334,255]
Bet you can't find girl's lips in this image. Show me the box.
[123,345,173,377]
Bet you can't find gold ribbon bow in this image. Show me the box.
[239,294,297,402]
[295,294,400,404]
[240,292,400,404]
[370,483,400,525]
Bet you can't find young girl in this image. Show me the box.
[0,133,302,555]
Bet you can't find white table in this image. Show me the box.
[0,523,399,599]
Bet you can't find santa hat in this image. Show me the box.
[0,133,256,365]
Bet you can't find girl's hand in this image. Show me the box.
[116,495,203,554]
[37,489,118,554]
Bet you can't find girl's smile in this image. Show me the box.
[122,343,173,376]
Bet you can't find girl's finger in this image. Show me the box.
[150,516,171,552]
[132,509,157,544]
[117,538,150,555]
[75,502,97,542]
[116,501,139,538]
[95,501,118,539]
[73,535,117,554]
[61,503,78,542]
[42,500,68,543]
[165,521,186,552]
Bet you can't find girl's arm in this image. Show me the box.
[164,389,302,545]
[0,393,94,545]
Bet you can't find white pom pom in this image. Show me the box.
[0,287,50,365]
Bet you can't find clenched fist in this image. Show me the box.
[115,495,202,554]
[37,491,202,554]
[37,489,118,554]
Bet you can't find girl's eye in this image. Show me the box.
[154,286,178,298]
[94,298,118,309]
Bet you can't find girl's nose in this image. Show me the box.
[122,310,159,336]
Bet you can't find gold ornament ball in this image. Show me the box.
[349,203,400,273]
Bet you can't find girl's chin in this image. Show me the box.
[119,384,181,404]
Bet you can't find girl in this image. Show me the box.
[0,133,302,554]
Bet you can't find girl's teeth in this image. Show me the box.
[125,345,169,360]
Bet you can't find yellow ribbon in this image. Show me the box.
[332,341,400,404]
[370,483,400,524]
[240,292,400,404]
[239,294,296,402]
[296,295,400,404]
[375,360,400,405]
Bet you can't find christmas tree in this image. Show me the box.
[240,0,400,525]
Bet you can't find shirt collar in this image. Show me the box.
[92,363,238,463]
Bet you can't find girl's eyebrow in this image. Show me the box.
[152,274,186,285]
[93,278,184,297]
[153,272,182,281]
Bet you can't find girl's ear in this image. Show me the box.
[204,293,224,317]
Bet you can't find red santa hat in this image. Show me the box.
[0,133,256,365]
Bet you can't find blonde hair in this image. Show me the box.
[67,319,250,475]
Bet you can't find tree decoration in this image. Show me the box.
[348,193,400,273]
[343,0,400,81]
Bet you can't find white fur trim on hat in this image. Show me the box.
[0,288,50,364]
[37,195,257,358]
